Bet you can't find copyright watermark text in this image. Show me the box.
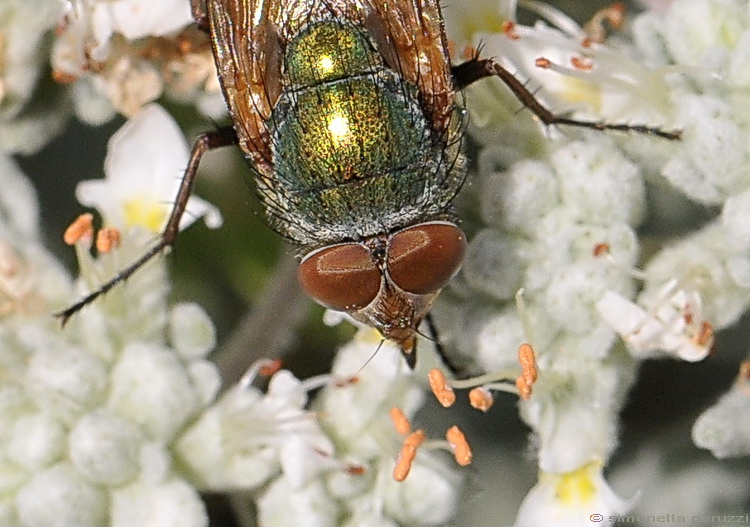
[588,513,750,524]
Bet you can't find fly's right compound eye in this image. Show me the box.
[386,222,466,295]
[298,243,381,311]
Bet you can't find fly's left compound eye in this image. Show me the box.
[297,242,381,311]
[387,222,467,295]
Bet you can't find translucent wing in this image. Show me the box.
[363,0,455,135]
[207,0,283,175]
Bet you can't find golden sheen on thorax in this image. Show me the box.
[284,21,376,85]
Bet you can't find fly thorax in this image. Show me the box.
[265,19,460,245]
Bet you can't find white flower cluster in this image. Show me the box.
[0,101,223,525]
[436,0,750,523]
[254,333,462,527]
[0,0,222,158]
[53,0,224,122]
[0,100,463,526]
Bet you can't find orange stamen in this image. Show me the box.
[63,213,94,246]
[346,464,366,476]
[593,242,610,257]
[695,321,714,348]
[393,429,425,482]
[571,56,593,71]
[335,375,359,388]
[428,368,456,407]
[584,2,627,43]
[535,57,551,68]
[516,377,532,400]
[468,387,494,412]
[607,3,626,29]
[258,359,283,377]
[446,426,472,466]
[390,407,412,435]
[502,20,520,40]
[95,227,121,254]
[518,343,538,385]
[52,70,78,84]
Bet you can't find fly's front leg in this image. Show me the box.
[424,313,466,377]
[452,57,681,141]
[56,126,238,324]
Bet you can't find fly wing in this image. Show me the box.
[364,0,455,136]
[207,0,284,175]
[207,0,455,166]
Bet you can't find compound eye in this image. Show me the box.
[387,222,467,295]
[298,243,381,311]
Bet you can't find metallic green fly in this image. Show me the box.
[59,0,679,368]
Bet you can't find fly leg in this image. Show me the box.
[451,57,681,140]
[56,126,238,324]
[424,313,466,377]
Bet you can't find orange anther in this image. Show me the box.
[518,343,538,384]
[428,368,456,407]
[515,376,532,400]
[95,227,121,254]
[608,3,626,29]
[335,375,359,387]
[390,407,412,435]
[695,321,714,347]
[593,242,610,257]
[63,213,94,246]
[535,57,551,68]
[258,359,283,377]
[393,429,425,482]
[468,387,494,412]
[584,2,627,42]
[52,70,79,84]
[501,20,520,40]
[446,426,472,467]
[571,56,593,71]
[346,464,366,476]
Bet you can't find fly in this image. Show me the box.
[58,0,680,368]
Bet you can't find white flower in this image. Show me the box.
[76,103,222,234]
[109,477,208,527]
[257,476,340,527]
[519,353,635,474]
[692,364,750,458]
[52,0,221,120]
[91,0,193,48]
[315,330,425,452]
[257,329,467,527]
[610,448,750,520]
[0,161,220,526]
[597,280,714,362]
[515,461,636,527]
[176,367,334,491]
